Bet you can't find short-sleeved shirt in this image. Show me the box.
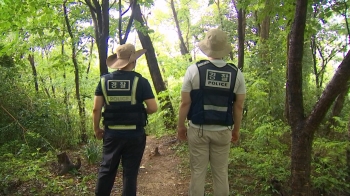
[181,59,246,131]
[95,70,155,137]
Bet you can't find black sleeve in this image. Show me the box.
[95,81,103,96]
[141,78,155,101]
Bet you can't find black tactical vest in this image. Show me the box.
[101,71,147,130]
[188,60,238,126]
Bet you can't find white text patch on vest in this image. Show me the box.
[205,69,231,89]
[108,80,130,91]
[206,81,230,89]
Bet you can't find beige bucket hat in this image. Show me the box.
[106,43,147,69]
[198,29,232,58]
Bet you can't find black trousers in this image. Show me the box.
[95,133,146,196]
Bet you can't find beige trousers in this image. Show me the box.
[187,126,231,196]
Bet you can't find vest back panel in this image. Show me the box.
[188,60,238,126]
[101,71,147,128]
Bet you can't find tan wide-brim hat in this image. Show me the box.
[106,43,147,69]
[198,29,232,59]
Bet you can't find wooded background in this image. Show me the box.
[0,0,350,195]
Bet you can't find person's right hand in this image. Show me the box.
[231,130,239,143]
[177,126,187,141]
[94,128,104,140]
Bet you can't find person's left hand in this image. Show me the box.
[177,125,187,141]
[94,128,104,140]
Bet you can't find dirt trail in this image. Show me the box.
[137,136,189,196]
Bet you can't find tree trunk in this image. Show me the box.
[61,31,72,133]
[347,114,350,187]
[28,54,39,92]
[57,152,81,176]
[85,0,109,76]
[133,3,176,130]
[237,8,246,71]
[63,1,87,143]
[232,0,246,69]
[170,0,192,62]
[260,17,270,41]
[214,0,224,28]
[261,0,272,40]
[284,33,290,124]
[259,0,271,63]
[255,11,260,37]
[288,0,311,194]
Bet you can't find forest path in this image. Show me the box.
[111,135,190,196]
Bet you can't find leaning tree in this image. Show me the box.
[287,0,350,194]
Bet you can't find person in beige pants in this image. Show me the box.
[177,29,246,196]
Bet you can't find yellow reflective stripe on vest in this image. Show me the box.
[131,76,139,104]
[107,96,131,102]
[203,105,228,112]
[101,77,110,105]
[108,125,137,130]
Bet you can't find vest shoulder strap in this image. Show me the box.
[196,60,211,67]
[226,63,238,71]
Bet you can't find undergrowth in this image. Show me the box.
[0,148,96,196]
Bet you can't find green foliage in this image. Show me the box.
[139,0,155,8]
[0,45,15,67]
[312,138,350,194]
[83,140,102,165]
[0,150,95,195]
[0,95,79,151]
[0,61,83,155]
[146,110,167,136]
[229,122,291,195]
[134,21,155,35]
[139,55,186,137]
[146,90,178,136]
[243,35,288,129]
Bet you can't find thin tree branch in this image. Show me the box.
[110,0,117,9]
[119,0,122,43]
[122,4,132,16]
[1,105,28,145]
[63,1,74,40]
[84,0,96,13]
[87,36,94,75]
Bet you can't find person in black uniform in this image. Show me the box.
[93,43,158,196]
